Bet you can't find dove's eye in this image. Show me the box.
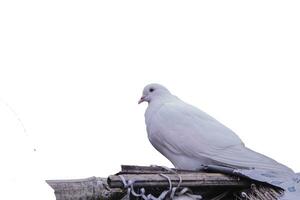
[149,88,155,92]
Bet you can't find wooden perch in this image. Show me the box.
[47,165,281,200]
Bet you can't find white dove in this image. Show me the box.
[139,83,300,199]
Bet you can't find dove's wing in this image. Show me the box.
[147,101,293,174]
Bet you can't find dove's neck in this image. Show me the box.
[149,93,178,106]
[145,94,178,124]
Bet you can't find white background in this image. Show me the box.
[0,1,300,199]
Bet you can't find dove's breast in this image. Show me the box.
[145,100,220,170]
[147,128,217,170]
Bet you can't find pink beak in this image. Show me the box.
[138,96,146,104]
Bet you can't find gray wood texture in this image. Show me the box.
[46,176,125,200]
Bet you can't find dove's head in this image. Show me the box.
[138,83,171,104]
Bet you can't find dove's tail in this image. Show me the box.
[208,145,295,176]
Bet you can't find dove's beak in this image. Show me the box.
[138,96,146,104]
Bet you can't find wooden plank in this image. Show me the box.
[121,165,170,173]
[108,173,250,188]
[120,165,194,174]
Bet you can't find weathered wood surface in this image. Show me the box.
[119,165,194,174]
[46,176,125,200]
